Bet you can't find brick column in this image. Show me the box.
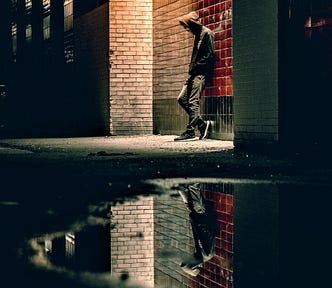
[233,0,279,145]
[109,0,153,135]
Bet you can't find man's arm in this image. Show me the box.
[189,31,215,76]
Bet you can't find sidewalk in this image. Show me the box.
[0,135,234,156]
[1,134,332,185]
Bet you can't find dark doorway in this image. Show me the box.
[279,0,332,146]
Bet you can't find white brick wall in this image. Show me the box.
[109,0,153,135]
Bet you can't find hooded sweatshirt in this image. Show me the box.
[179,12,216,80]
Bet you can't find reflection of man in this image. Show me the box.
[178,183,217,276]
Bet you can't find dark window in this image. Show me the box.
[11,23,17,62]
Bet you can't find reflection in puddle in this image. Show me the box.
[26,178,281,288]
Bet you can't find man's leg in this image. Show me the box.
[187,75,211,139]
[177,83,190,115]
[187,75,205,128]
[175,81,196,141]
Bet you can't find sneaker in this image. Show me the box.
[174,130,196,141]
[180,254,203,277]
[180,263,201,277]
[199,120,211,140]
[200,237,216,262]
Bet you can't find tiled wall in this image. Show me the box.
[153,0,233,140]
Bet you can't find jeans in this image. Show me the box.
[177,75,206,130]
[178,183,217,260]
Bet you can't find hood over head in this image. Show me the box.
[179,11,202,33]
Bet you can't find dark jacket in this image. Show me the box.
[179,12,216,80]
[189,26,215,80]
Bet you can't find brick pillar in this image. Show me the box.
[233,0,279,145]
[109,0,153,135]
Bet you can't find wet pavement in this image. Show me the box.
[0,135,332,288]
[1,135,331,182]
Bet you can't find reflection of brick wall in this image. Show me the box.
[202,183,234,288]
[154,185,234,288]
[110,197,154,287]
[109,0,153,135]
[154,193,192,287]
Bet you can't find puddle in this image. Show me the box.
[9,178,331,288]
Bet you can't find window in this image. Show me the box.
[11,0,17,10]
[64,45,74,63]
[64,0,73,32]
[24,0,32,43]
[43,0,50,11]
[11,23,17,61]
[25,23,32,42]
[25,0,32,10]
[64,0,74,63]
[65,233,75,259]
[42,0,51,41]
[43,15,50,40]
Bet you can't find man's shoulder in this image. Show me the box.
[202,26,214,36]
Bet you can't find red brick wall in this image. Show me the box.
[198,186,234,288]
[197,0,233,98]
[109,0,153,135]
[198,0,233,140]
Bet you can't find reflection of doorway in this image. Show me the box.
[280,0,332,145]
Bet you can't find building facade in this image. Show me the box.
[0,0,331,147]
[0,0,110,137]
